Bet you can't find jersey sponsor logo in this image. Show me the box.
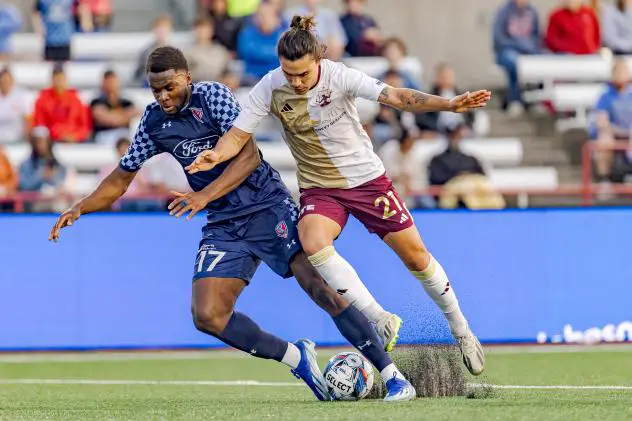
[275,220,288,239]
[316,88,332,107]
[280,103,294,113]
[190,107,204,123]
[173,135,218,159]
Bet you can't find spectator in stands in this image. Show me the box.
[493,0,542,116]
[219,68,240,91]
[545,0,600,55]
[602,0,632,55]
[379,128,435,209]
[33,0,76,61]
[0,145,17,211]
[74,0,113,33]
[429,123,485,187]
[184,17,230,83]
[18,126,67,195]
[98,137,163,211]
[237,2,287,85]
[0,68,31,145]
[205,0,244,53]
[227,0,260,17]
[428,123,504,210]
[33,63,91,143]
[285,0,347,61]
[0,3,22,60]
[134,15,173,86]
[90,70,139,145]
[379,37,420,90]
[415,62,475,138]
[341,0,381,57]
[590,58,632,187]
[372,69,405,145]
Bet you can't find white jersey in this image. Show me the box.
[233,59,386,190]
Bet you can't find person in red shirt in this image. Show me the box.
[545,0,601,54]
[33,62,91,142]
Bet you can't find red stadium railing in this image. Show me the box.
[2,142,632,212]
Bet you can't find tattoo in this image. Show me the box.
[378,86,390,103]
[378,86,431,112]
[397,90,430,111]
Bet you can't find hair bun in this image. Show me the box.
[290,15,315,32]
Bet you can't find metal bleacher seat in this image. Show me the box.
[517,54,630,103]
[11,32,193,61]
[488,167,559,191]
[550,83,604,132]
[343,56,423,82]
[4,61,137,89]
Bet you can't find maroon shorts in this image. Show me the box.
[298,173,414,239]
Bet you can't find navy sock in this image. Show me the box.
[216,312,288,362]
[332,305,392,371]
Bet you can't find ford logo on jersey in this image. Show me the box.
[174,135,218,159]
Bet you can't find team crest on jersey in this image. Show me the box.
[190,107,204,123]
[316,88,332,107]
[275,221,288,239]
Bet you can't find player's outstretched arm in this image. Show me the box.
[377,85,492,114]
[169,138,261,219]
[49,168,136,242]
[185,127,251,174]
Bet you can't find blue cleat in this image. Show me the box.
[384,374,416,402]
[291,339,331,401]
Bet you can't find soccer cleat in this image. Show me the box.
[375,313,403,352]
[290,339,332,401]
[455,327,485,376]
[384,374,416,402]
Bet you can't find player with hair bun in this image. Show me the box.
[188,15,490,379]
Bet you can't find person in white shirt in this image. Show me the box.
[186,15,491,378]
[0,68,32,144]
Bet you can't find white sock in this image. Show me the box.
[308,246,386,323]
[411,256,468,337]
[281,342,301,369]
[380,363,403,383]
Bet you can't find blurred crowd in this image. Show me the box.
[9,0,631,211]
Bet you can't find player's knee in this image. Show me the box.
[301,237,333,257]
[402,245,432,272]
[192,306,231,335]
[298,230,333,257]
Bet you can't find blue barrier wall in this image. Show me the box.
[1,209,631,350]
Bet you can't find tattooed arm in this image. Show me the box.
[377,85,491,114]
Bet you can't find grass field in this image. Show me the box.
[0,345,631,421]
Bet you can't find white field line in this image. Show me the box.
[469,383,632,391]
[0,378,301,387]
[1,344,631,364]
[0,378,631,391]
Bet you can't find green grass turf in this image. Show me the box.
[0,347,631,421]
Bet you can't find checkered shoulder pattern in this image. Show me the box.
[194,82,241,135]
[119,104,161,172]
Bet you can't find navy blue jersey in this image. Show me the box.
[119,82,291,224]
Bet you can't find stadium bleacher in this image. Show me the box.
[0,16,565,208]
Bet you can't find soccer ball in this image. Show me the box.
[323,351,374,401]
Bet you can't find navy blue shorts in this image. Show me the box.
[192,197,302,283]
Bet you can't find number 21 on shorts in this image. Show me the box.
[196,249,226,273]
[374,191,411,220]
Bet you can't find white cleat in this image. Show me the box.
[455,327,485,376]
[384,375,416,402]
[375,313,403,352]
